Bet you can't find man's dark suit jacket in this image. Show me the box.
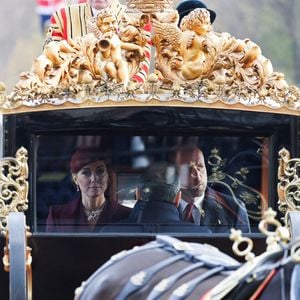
[100,200,211,234]
[178,187,250,233]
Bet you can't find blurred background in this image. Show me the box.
[0,0,300,92]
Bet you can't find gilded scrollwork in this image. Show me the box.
[0,4,299,113]
[277,147,300,213]
[152,7,296,106]
[0,147,28,232]
[4,9,147,105]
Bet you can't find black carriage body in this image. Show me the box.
[0,106,298,300]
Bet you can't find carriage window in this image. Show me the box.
[35,135,269,234]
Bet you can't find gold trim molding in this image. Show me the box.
[0,147,29,232]
[1,90,299,116]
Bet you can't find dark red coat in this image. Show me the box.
[46,197,131,232]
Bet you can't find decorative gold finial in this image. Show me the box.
[0,81,6,92]
[146,73,160,97]
[0,81,7,105]
[231,207,290,263]
[126,0,174,13]
[148,73,159,84]
[259,208,290,251]
[230,229,255,262]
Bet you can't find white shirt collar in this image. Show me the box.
[193,194,205,211]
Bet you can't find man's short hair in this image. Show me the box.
[139,162,180,203]
[173,143,203,164]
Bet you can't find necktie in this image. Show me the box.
[184,202,195,223]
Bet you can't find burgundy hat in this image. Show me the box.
[70,148,108,173]
[176,0,216,26]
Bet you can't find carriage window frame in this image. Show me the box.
[32,133,272,235]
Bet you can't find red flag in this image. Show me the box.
[36,0,64,15]
[36,0,65,32]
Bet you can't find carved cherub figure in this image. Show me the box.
[152,8,215,81]
[179,8,214,80]
[153,7,289,97]
[89,9,145,86]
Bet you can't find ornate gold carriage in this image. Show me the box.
[0,0,299,299]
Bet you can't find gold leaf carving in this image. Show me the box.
[0,147,28,232]
[1,5,299,113]
[278,147,300,213]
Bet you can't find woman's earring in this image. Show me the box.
[76,184,80,191]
